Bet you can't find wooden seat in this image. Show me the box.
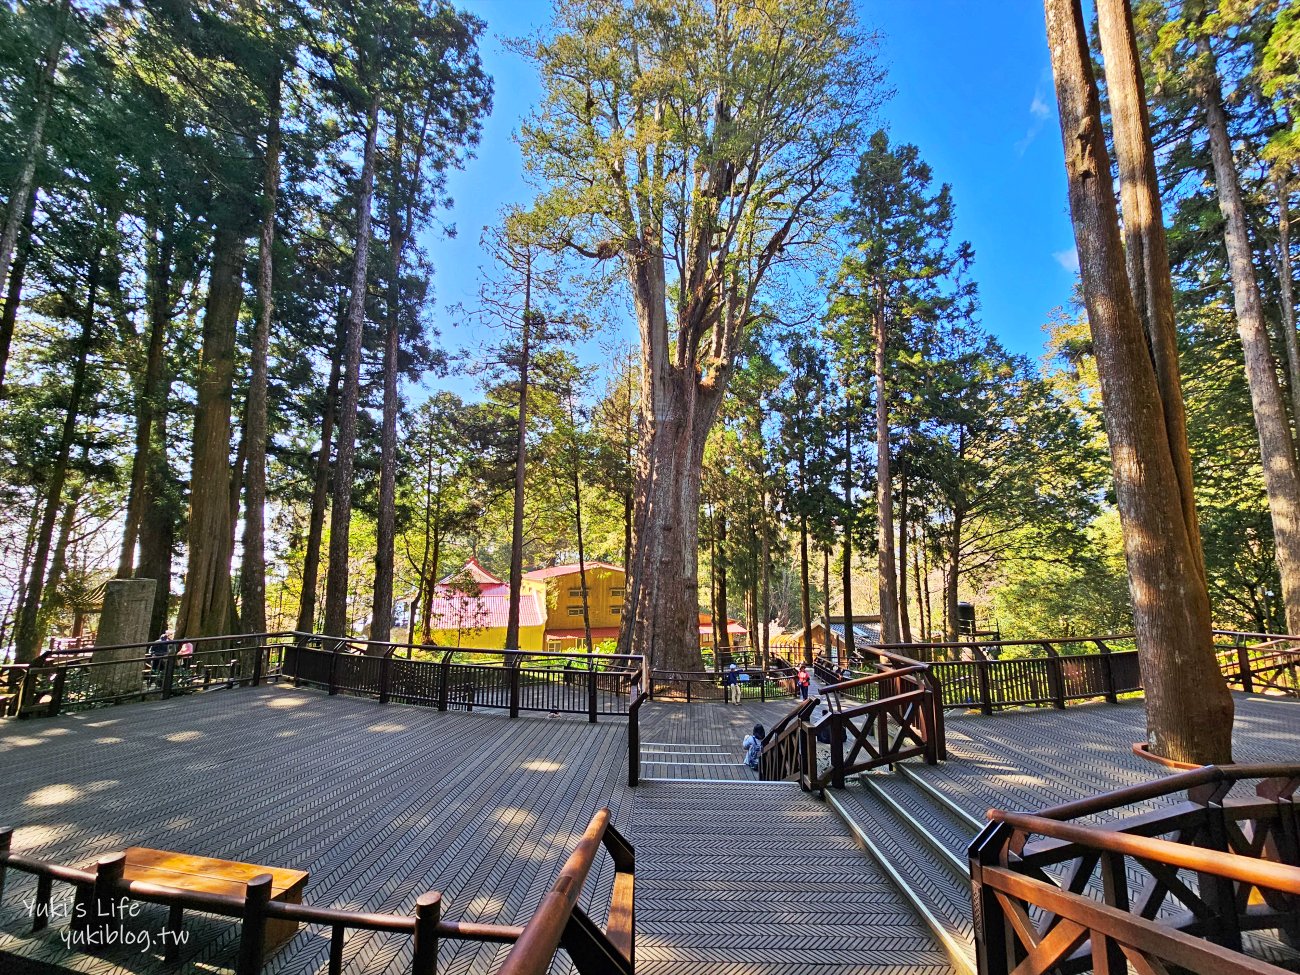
[114,847,308,954]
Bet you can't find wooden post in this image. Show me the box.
[236,874,274,975]
[831,714,846,790]
[411,891,442,975]
[161,653,177,700]
[760,672,767,702]
[378,654,392,705]
[33,874,53,932]
[969,825,1013,975]
[165,903,184,963]
[329,923,345,974]
[587,665,597,724]
[0,827,10,904]
[1238,645,1254,693]
[1095,639,1118,703]
[976,659,993,715]
[50,667,67,717]
[437,654,450,711]
[252,641,264,687]
[508,655,520,719]
[288,645,302,687]
[627,704,640,788]
[328,650,340,696]
[1042,642,1066,709]
[93,853,127,940]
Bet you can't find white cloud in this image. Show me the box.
[1053,248,1080,273]
[1016,67,1055,156]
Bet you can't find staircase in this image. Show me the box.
[632,779,954,974]
[823,762,982,975]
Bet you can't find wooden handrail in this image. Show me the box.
[495,808,634,975]
[819,664,928,694]
[990,809,1300,895]
[1027,762,1300,821]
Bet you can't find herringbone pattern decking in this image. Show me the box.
[0,684,952,975]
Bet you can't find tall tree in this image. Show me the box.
[1044,0,1232,764]
[518,0,882,670]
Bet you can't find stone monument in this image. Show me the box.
[91,578,157,698]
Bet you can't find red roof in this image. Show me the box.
[523,561,623,580]
[544,626,621,641]
[698,614,748,636]
[425,587,544,630]
[440,557,504,588]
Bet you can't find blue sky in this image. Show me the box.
[422,0,1080,397]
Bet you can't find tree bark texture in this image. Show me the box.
[0,194,37,397]
[898,466,912,642]
[1045,0,1232,764]
[1275,176,1300,437]
[840,421,855,661]
[297,351,340,634]
[176,221,246,639]
[240,73,281,637]
[323,91,380,639]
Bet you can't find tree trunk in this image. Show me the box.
[0,0,70,371]
[1275,175,1300,432]
[505,271,532,653]
[840,420,855,661]
[1197,34,1300,635]
[176,220,247,639]
[1097,0,1206,585]
[138,386,176,641]
[323,90,381,639]
[13,242,98,662]
[372,111,417,646]
[822,545,832,659]
[297,351,340,634]
[799,509,812,665]
[944,516,961,645]
[37,451,86,648]
[715,510,729,656]
[912,513,927,641]
[898,465,912,642]
[874,294,901,643]
[760,492,770,672]
[240,71,281,637]
[1045,0,1232,764]
[0,194,37,396]
[118,211,173,576]
[571,396,593,654]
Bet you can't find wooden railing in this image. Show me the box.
[647,668,795,703]
[758,696,818,782]
[495,807,635,975]
[13,632,294,718]
[969,763,1300,975]
[284,640,643,722]
[854,630,1300,714]
[627,666,645,787]
[0,809,633,975]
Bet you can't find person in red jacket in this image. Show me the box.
[796,663,811,700]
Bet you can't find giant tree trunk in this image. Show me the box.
[240,73,281,637]
[323,91,381,639]
[176,221,246,639]
[1045,0,1232,764]
[622,363,721,671]
[1197,34,1300,635]
[0,0,69,375]
[13,243,98,662]
[715,511,729,655]
[504,276,532,653]
[874,295,900,643]
[297,352,340,634]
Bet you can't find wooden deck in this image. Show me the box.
[638,697,801,781]
[0,684,950,975]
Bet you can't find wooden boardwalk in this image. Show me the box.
[638,697,801,781]
[0,685,950,975]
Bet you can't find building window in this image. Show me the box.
[611,604,623,617]
[547,639,562,652]
[568,587,585,597]
[609,587,625,598]
[567,606,584,617]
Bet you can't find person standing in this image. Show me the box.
[796,662,812,700]
[148,629,172,675]
[724,663,741,704]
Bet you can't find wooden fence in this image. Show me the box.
[969,763,1300,975]
[0,808,633,975]
[856,630,1300,714]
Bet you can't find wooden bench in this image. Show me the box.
[113,847,308,955]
